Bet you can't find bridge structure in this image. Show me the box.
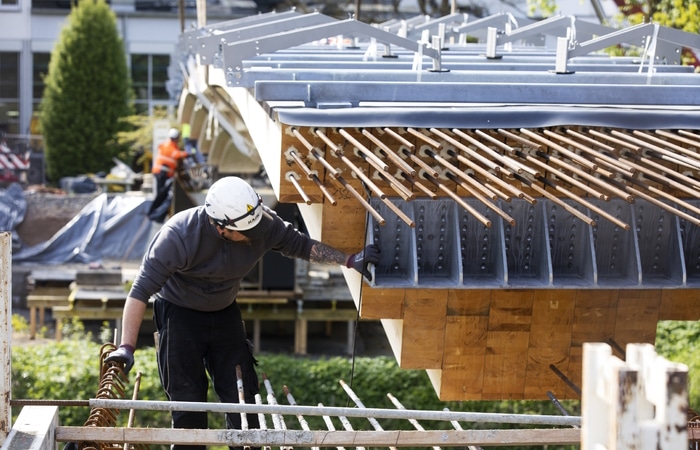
[173,9,700,401]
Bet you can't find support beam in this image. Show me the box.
[0,232,10,443]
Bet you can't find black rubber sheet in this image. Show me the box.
[274,104,700,130]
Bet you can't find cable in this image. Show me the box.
[347,182,373,404]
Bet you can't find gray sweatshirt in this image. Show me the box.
[129,205,316,311]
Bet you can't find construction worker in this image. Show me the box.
[106,176,380,450]
[148,127,189,222]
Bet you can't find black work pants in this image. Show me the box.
[148,171,172,223]
[153,298,260,450]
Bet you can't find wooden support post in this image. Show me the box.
[295,318,308,355]
[0,232,10,444]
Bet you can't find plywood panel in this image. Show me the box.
[488,290,534,332]
[440,361,486,400]
[531,290,576,325]
[482,342,529,399]
[524,347,570,398]
[659,288,700,320]
[613,289,660,346]
[400,289,448,369]
[446,289,491,316]
[562,345,583,399]
[320,197,367,252]
[571,290,618,346]
[360,288,405,319]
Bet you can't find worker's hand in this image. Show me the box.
[105,344,135,374]
[346,244,381,281]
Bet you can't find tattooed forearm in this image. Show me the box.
[309,242,349,265]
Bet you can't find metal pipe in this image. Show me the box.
[401,172,437,199]
[497,128,542,150]
[340,380,398,450]
[537,176,630,230]
[255,394,272,450]
[444,148,516,199]
[284,386,318,450]
[387,393,440,450]
[331,174,386,226]
[634,130,700,163]
[519,176,596,227]
[362,129,416,176]
[586,128,640,153]
[422,173,492,228]
[286,172,312,205]
[382,127,415,150]
[543,129,635,174]
[318,403,346,450]
[373,167,415,201]
[236,365,249,433]
[515,149,609,201]
[407,127,441,149]
[88,399,581,426]
[381,197,416,228]
[444,172,515,226]
[424,148,497,200]
[614,129,700,171]
[565,128,617,154]
[519,128,598,172]
[338,129,389,171]
[430,128,502,174]
[622,150,700,196]
[401,148,439,177]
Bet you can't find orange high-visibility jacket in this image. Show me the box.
[152,139,188,177]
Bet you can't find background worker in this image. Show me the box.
[106,176,381,450]
[148,127,189,222]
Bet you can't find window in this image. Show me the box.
[1,0,19,7]
[33,52,51,100]
[0,52,20,135]
[131,53,175,114]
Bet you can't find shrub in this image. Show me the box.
[40,0,133,182]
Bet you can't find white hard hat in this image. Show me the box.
[169,128,180,139]
[205,177,263,231]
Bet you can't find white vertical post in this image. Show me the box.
[582,342,689,450]
[0,232,12,444]
[582,342,613,450]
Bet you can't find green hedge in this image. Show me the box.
[12,318,700,449]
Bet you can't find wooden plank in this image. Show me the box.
[360,288,405,319]
[531,289,576,325]
[439,315,488,400]
[56,426,581,447]
[483,331,530,399]
[524,347,570,399]
[563,345,584,399]
[400,289,447,369]
[487,290,534,332]
[613,289,661,346]
[571,290,618,346]
[659,288,700,320]
[446,289,490,316]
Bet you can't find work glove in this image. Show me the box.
[346,244,381,281]
[105,344,135,375]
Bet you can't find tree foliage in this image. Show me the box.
[40,0,133,183]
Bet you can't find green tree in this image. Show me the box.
[40,0,133,183]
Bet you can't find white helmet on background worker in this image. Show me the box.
[168,128,181,139]
[205,176,264,231]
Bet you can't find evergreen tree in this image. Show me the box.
[40,0,133,183]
